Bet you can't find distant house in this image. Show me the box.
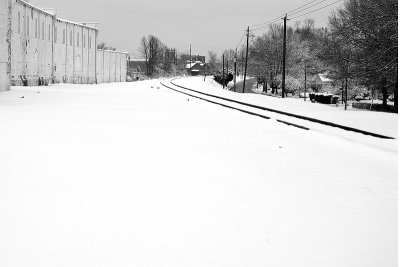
[311,73,334,92]
[186,61,209,76]
[128,58,147,80]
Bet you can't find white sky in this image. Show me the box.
[29,0,343,58]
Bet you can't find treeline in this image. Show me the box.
[241,0,397,109]
[137,35,205,78]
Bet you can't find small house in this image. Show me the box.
[186,61,209,76]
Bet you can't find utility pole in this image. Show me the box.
[222,54,225,89]
[241,51,244,78]
[345,76,348,110]
[226,56,229,78]
[282,14,288,98]
[341,80,344,104]
[243,26,249,94]
[189,44,191,66]
[234,48,237,92]
[344,58,349,110]
[304,60,307,101]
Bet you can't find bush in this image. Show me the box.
[352,102,398,113]
[309,93,339,104]
[213,73,233,87]
[274,75,301,94]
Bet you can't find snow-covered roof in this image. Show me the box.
[318,73,333,83]
[129,58,147,62]
[185,62,198,69]
[186,61,206,69]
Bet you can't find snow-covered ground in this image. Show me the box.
[0,79,397,267]
[177,76,398,138]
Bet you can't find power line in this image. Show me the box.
[286,0,321,15]
[235,33,246,49]
[249,0,327,29]
[251,22,279,32]
[232,0,343,59]
[288,0,329,17]
[250,0,342,32]
[250,16,282,28]
[290,0,343,20]
[250,16,285,32]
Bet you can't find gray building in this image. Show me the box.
[0,0,10,91]
[0,0,128,91]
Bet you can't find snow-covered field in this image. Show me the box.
[0,79,397,266]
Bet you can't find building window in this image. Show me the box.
[70,31,72,46]
[27,17,29,36]
[83,34,85,48]
[77,33,79,47]
[89,36,91,49]
[63,29,65,44]
[54,26,57,42]
[48,24,50,41]
[17,12,20,33]
[42,21,44,40]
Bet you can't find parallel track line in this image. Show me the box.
[168,78,394,139]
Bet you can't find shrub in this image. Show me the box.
[352,102,398,113]
[310,93,339,104]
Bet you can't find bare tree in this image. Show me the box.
[138,37,149,75]
[207,50,219,72]
[138,35,166,77]
[97,42,116,51]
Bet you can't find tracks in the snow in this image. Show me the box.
[160,78,395,140]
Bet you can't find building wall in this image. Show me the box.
[2,0,127,89]
[0,0,10,91]
[53,19,97,84]
[96,49,103,83]
[96,49,127,83]
[87,28,96,84]
[120,53,127,82]
[65,22,74,83]
[10,2,54,85]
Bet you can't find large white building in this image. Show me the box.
[0,0,127,92]
[0,0,10,91]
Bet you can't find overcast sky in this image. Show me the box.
[30,0,343,58]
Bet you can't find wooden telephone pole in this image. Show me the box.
[234,48,237,92]
[304,60,307,101]
[282,14,288,98]
[243,26,249,94]
[222,54,225,89]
